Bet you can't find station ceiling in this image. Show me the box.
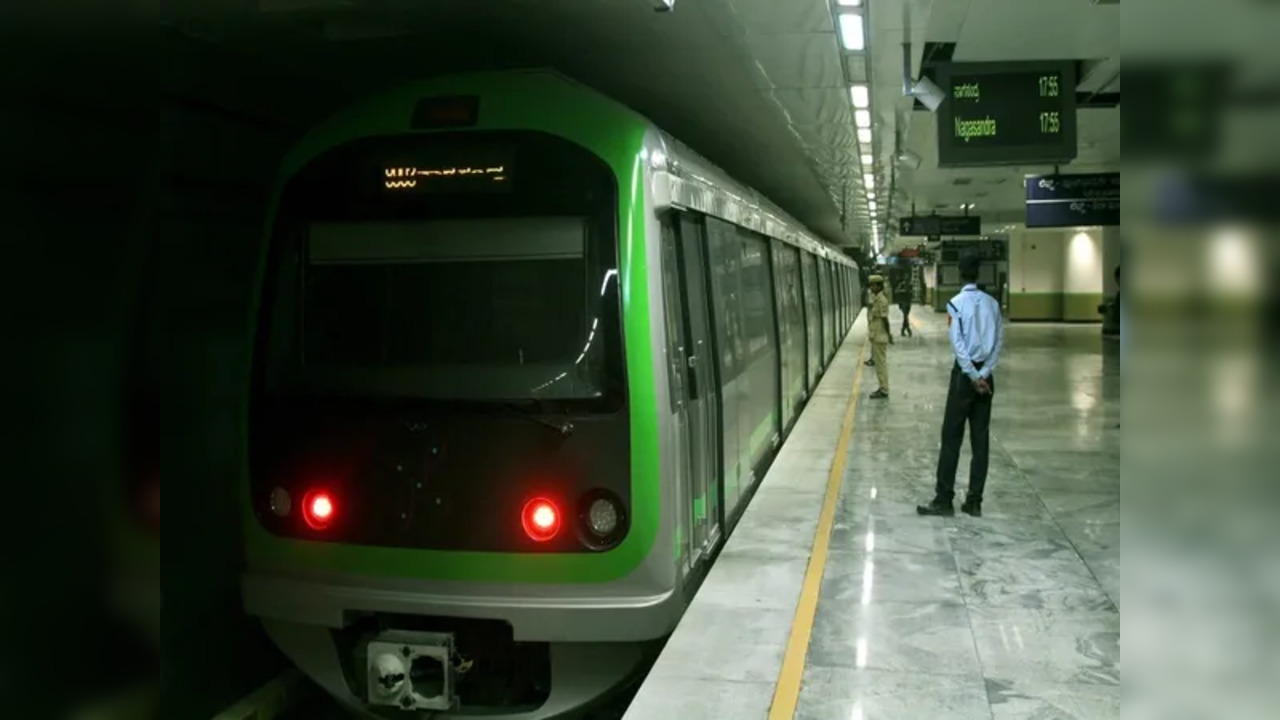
[121,0,1121,250]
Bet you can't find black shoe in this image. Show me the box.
[916,499,955,516]
[869,389,888,399]
[960,499,982,517]
[864,359,875,367]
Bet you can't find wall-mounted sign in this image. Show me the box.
[935,61,1078,167]
[939,239,1006,262]
[899,215,982,237]
[1152,173,1278,225]
[1025,172,1119,227]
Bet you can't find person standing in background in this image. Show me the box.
[867,275,891,399]
[917,255,1003,516]
[894,271,914,337]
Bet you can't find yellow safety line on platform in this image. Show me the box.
[768,342,867,719]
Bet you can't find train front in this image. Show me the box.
[242,76,677,718]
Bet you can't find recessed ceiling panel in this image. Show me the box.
[953,0,1117,61]
[732,0,835,34]
[793,122,860,150]
[767,87,853,125]
[748,34,845,89]
[844,54,869,83]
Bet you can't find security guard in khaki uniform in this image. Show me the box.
[867,275,891,399]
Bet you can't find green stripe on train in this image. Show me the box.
[242,72,659,584]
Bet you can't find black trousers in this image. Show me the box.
[935,362,994,502]
[899,304,912,333]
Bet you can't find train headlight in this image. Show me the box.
[576,489,627,549]
[269,487,292,517]
[587,498,619,536]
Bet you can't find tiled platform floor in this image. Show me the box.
[798,310,1119,720]
[625,308,1119,720]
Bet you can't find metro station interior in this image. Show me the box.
[21,1,1265,719]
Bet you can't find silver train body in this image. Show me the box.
[242,72,860,718]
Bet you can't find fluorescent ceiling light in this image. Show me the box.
[837,0,862,6]
[863,173,875,188]
[868,201,878,211]
[861,154,872,165]
[854,110,871,128]
[850,84,870,109]
[857,128,872,144]
[838,13,865,51]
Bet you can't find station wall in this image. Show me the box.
[1008,227,1115,322]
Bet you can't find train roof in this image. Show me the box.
[649,130,857,268]
[278,69,857,269]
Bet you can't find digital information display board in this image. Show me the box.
[899,215,982,237]
[935,61,1078,167]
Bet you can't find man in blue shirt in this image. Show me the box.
[918,254,1004,517]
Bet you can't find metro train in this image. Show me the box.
[242,70,861,718]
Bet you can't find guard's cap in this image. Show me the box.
[869,274,885,283]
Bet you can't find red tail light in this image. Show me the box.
[302,490,336,530]
[521,498,560,542]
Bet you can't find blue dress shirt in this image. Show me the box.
[947,284,1004,380]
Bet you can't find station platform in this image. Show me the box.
[624,308,1120,720]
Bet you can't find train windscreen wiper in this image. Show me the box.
[496,401,575,438]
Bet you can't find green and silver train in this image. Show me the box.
[243,70,860,718]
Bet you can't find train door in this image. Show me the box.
[664,215,724,563]
[659,218,697,568]
[800,252,822,389]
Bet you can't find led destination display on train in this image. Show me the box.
[381,164,509,192]
[373,145,514,195]
[936,61,1078,167]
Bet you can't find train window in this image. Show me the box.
[800,252,822,384]
[706,218,743,378]
[772,240,806,424]
[737,229,774,365]
[299,217,601,400]
[258,131,624,408]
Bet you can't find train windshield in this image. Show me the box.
[256,131,623,406]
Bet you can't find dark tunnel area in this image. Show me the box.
[4,21,361,719]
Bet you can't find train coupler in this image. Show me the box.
[366,630,458,711]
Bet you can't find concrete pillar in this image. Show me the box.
[1102,225,1121,296]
